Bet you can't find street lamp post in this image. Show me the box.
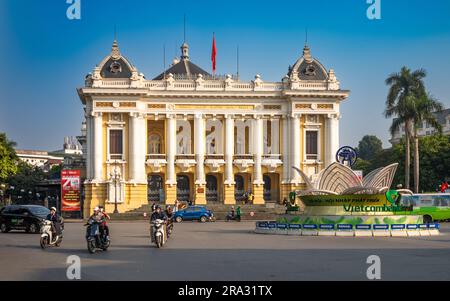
[110,160,121,214]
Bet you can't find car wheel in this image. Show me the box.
[0,223,9,233]
[200,216,207,223]
[175,216,183,223]
[28,223,38,234]
[423,215,433,224]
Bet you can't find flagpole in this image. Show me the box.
[237,45,239,81]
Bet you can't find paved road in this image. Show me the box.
[1,221,450,280]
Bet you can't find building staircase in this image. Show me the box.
[109,203,287,221]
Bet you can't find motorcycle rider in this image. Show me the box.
[150,205,167,242]
[98,205,110,240]
[88,207,104,238]
[46,207,62,237]
[165,205,174,236]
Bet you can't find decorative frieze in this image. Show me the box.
[148,104,166,109]
[295,103,312,109]
[119,102,136,107]
[264,105,282,110]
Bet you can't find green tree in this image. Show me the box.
[356,135,383,160]
[384,67,427,190]
[410,93,443,193]
[351,158,371,177]
[0,133,18,183]
[7,161,46,203]
[414,135,450,192]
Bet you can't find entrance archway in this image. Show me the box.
[148,174,164,203]
[263,175,271,201]
[206,174,218,202]
[234,174,245,202]
[176,175,190,202]
[263,173,280,203]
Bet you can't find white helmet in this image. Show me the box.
[50,207,57,211]
[94,206,99,212]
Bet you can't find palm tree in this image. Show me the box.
[384,67,426,190]
[411,93,443,192]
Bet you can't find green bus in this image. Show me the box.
[396,193,450,223]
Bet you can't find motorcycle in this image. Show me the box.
[226,213,241,222]
[85,219,110,254]
[151,219,167,248]
[40,220,64,249]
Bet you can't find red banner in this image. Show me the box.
[211,34,217,74]
[61,170,81,212]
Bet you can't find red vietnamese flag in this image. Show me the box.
[211,33,217,74]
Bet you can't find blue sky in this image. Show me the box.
[0,0,449,151]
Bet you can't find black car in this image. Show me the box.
[0,205,50,233]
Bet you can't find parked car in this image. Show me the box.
[0,205,50,233]
[173,206,214,223]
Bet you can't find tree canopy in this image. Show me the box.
[0,132,18,183]
[354,134,450,192]
[356,135,383,160]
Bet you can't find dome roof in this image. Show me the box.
[96,39,136,79]
[153,42,210,80]
[288,45,328,81]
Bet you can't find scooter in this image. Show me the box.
[226,213,241,222]
[151,219,167,248]
[85,219,110,254]
[40,220,64,249]
[167,220,174,238]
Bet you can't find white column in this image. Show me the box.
[166,114,177,185]
[93,112,103,181]
[194,113,206,185]
[253,116,264,184]
[281,116,290,183]
[129,113,147,183]
[326,113,340,166]
[290,113,301,183]
[225,114,235,185]
[85,114,92,180]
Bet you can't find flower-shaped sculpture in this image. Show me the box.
[292,162,408,196]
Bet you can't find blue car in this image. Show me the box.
[173,206,214,223]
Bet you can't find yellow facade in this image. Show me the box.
[79,41,348,214]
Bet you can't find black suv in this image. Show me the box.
[0,205,50,233]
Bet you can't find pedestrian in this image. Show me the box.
[173,200,179,212]
[236,206,241,219]
[441,181,449,193]
[188,199,193,206]
[247,191,254,204]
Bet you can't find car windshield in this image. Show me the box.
[27,206,50,217]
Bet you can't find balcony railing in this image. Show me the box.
[109,154,123,160]
[146,154,166,160]
[233,154,253,160]
[205,154,225,160]
[262,154,282,160]
[175,154,195,160]
[87,78,332,92]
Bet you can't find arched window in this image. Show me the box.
[148,134,162,154]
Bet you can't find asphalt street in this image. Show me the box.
[1,221,450,281]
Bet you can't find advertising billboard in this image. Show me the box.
[61,169,81,212]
